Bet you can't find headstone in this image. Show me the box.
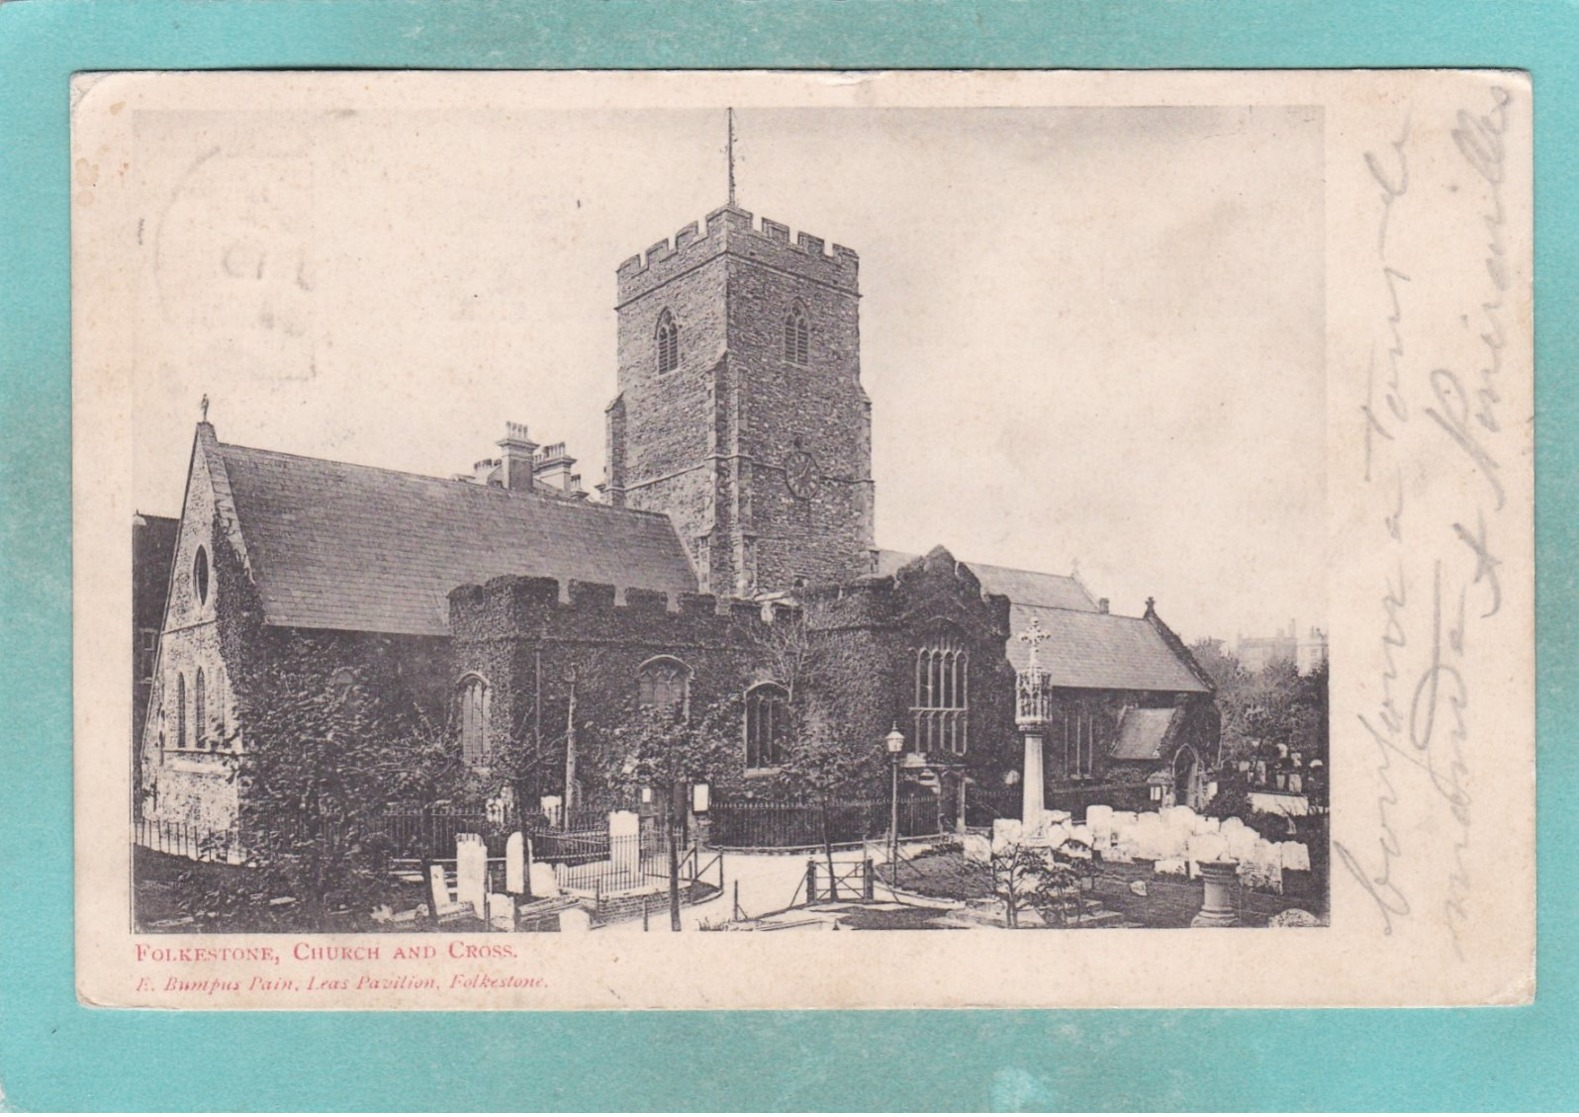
[1155,857,1187,876]
[962,832,992,864]
[506,832,526,894]
[487,892,515,931]
[1185,832,1228,867]
[992,818,1024,851]
[1085,804,1114,847]
[428,863,451,912]
[540,795,563,829]
[609,810,641,883]
[456,833,488,918]
[1129,879,1148,897]
[1280,841,1311,872]
[529,861,559,898]
[559,907,591,934]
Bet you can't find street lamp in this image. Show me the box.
[885,725,905,891]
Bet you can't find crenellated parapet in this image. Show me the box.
[616,204,859,306]
[448,573,787,649]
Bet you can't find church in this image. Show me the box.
[133,194,1219,851]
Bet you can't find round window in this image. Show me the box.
[193,545,210,605]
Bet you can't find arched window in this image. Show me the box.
[458,675,490,767]
[744,683,789,770]
[784,304,809,365]
[176,672,187,749]
[194,667,207,749]
[912,629,969,755]
[638,656,690,716]
[655,309,679,375]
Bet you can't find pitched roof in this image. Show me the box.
[1008,603,1211,693]
[877,547,1207,693]
[1111,706,1184,761]
[212,436,697,636]
[873,549,1098,612]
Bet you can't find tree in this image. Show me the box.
[176,655,462,930]
[990,839,1087,928]
[607,697,742,929]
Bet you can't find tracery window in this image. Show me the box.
[913,629,969,755]
[459,674,490,767]
[638,656,691,716]
[784,304,809,365]
[744,683,789,770]
[655,309,679,374]
[1063,710,1098,777]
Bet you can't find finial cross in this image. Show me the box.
[1017,615,1051,671]
[200,393,209,422]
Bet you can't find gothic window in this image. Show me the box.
[638,656,691,717]
[195,667,207,748]
[784,304,809,365]
[1063,711,1101,777]
[744,683,789,770]
[912,629,969,755]
[176,672,187,749]
[655,309,679,375]
[458,675,490,767]
[192,545,210,606]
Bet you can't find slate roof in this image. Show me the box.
[1111,706,1184,761]
[1008,603,1210,693]
[211,437,698,636]
[873,549,1098,612]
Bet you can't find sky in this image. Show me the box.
[127,98,1325,644]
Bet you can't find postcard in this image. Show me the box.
[71,68,1533,1009]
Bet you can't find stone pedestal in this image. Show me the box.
[1191,859,1241,927]
[1021,732,1045,824]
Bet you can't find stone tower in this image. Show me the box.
[604,203,875,597]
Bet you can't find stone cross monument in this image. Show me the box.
[1015,617,1054,824]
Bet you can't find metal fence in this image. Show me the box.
[133,816,239,862]
[546,832,658,894]
[709,794,944,848]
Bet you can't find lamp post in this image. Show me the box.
[885,725,906,891]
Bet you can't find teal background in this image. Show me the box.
[1,0,1574,1109]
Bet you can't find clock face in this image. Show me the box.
[784,449,818,498]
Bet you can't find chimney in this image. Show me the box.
[496,422,537,492]
[473,459,500,486]
[1098,598,1109,614]
[532,442,577,495]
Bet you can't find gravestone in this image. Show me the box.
[505,832,526,894]
[487,892,515,931]
[609,810,641,884]
[529,861,559,898]
[559,907,591,934]
[1085,804,1114,847]
[456,833,488,918]
[539,795,563,829]
[428,863,451,912]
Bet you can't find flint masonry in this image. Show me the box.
[134,195,1219,849]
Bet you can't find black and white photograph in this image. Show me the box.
[72,70,1531,1009]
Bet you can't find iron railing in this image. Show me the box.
[709,794,944,849]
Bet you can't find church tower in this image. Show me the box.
[604,203,875,597]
